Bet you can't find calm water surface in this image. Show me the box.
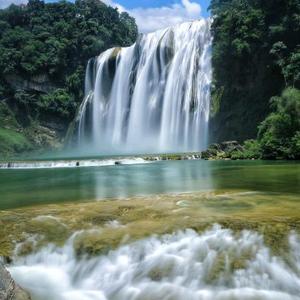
[0,160,299,210]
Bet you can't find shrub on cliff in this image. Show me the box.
[258,88,300,159]
[230,140,261,160]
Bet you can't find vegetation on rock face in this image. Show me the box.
[0,128,33,156]
[204,86,300,162]
[0,101,33,156]
[209,0,300,146]
[258,88,300,159]
[0,0,138,156]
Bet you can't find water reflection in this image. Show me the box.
[88,160,214,200]
[0,160,299,210]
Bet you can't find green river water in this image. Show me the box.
[1,159,300,300]
[0,160,299,210]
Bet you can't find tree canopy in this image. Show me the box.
[210,0,300,159]
[0,0,138,120]
[210,0,300,142]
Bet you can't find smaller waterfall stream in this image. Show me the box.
[76,20,212,154]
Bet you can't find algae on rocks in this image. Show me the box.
[1,190,300,259]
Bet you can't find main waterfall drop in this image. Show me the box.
[77,19,212,153]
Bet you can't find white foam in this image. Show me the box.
[9,225,300,300]
[77,20,212,153]
[0,157,149,169]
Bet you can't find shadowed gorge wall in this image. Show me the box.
[209,0,300,143]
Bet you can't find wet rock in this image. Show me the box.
[220,140,239,148]
[201,147,218,159]
[221,141,244,152]
[26,125,62,149]
[209,143,221,151]
[0,264,31,300]
[201,141,244,160]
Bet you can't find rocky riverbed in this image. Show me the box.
[1,191,300,259]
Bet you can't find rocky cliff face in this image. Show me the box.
[5,74,57,94]
[0,264,31,300]
[0,70,69,157]
[0,100,65,157]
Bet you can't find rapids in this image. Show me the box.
[0,157,148,169]
[9,225,300,300]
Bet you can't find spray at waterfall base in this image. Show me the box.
[75,20,212,155]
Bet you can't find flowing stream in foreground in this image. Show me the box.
[1,160,299,299]
[9,225,300,300]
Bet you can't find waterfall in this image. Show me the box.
[77,19,212,154]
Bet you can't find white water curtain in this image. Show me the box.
[77,19,212,154]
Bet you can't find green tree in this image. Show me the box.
[0,0,138,155]
[258,88,300,159]
[209,0,300,143]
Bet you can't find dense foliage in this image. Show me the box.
[258,88,300,159]
[0,0,137,155]
[222,88,300,160]
[0,0,298,159]
[210,0,300,146]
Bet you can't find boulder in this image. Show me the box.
[26,125,62,149]
[220,141,244,153]
[209,143,221,151]
[0,264,31,300]
[201,141,244,160]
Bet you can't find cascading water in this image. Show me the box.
[9,225,300,300]
[76,19,212,153]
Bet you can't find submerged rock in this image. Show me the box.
[0,264,31,300]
